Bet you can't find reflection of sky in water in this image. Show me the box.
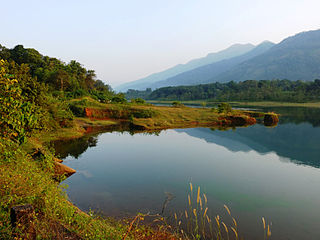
[61,123,320,240]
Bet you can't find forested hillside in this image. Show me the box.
[115,43,255,91]
[0,44,120,102]
[126,79,320,102]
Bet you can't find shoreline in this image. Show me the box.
[11,102,277,239]
[147,100,320,108]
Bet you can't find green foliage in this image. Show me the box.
[217,102,232,113]
[0,44,115,101]
[125,88,152,99]
[0,60,46,143]
[0,59,76,143]
[146,79,320,102]
[46,97,74,128]
[131,98,146,104]
[111,93,127,104]
[68,104,86,117]
[0,137,128,239]
[172,101,184,107]
[68,97,105,117]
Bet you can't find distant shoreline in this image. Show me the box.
[147,100,320,108]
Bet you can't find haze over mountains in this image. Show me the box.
[117,29,320,92]
[152,41,274,89]
[115,43,255,91]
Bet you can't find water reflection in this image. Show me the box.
[53,123,161,159]
[54,135,98,159]
[257,106,320,127]
[55,106,320,240]
[177,122,320,168]
[55,107,320,168]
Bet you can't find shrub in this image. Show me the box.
[111,93,127,104]
[217,102,232,113]
[131,98,146,105]
[172,101,184,107]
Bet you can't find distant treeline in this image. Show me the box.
[125,79,320,102]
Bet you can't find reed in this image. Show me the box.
[173,183,272,240]
[262,217,272,240]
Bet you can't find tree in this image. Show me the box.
[85,70,96,90]
[50,69,70,91]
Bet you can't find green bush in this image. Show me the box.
[68,104,86,117]
[111,93,127,104]
[131,98,146,105]
[172,101,184,107]
[217,102,232,113]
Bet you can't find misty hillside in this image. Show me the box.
[149,41,274,89]
[115,43,254,91]
[212,29,320,83]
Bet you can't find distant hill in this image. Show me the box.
[211,29,320,83]
[146,79,320,102]
[115,43,255,91]
[149,41,274,89]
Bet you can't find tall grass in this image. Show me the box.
[172,183,272,240]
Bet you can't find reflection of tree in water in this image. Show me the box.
[53,135,99,159]
[260,107,320,127]
[52,122,162,159]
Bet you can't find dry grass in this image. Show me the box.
[170,183,272,240]
[130,105,255,130]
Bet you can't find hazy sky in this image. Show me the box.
[2,0,320,87]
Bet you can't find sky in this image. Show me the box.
[2,0,320,88]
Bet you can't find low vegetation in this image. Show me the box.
[173,183,272,240]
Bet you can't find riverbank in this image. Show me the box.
[1,98,276,239]
[1,127,180,239]
[68,97,278,131]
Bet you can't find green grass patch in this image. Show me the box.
[0,138,132,239]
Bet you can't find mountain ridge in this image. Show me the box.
[115,43,255,91]
[149,41,275,89]
[119,29,320,91]
[211,29,320,83]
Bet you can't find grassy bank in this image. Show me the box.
[0,139,132,239]
[69,97,272,131]
[1,128,180,240]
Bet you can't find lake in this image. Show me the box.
[54,106,320,240]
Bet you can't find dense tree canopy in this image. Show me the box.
[126,79,320,102]
[0,44,130,143]
[0,44,117,102]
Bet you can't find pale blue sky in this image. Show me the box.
[2,0,320,87]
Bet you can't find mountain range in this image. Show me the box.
[116,29,320,91]
[115,43,255,91]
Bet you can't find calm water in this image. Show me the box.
[54,107,320,240]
